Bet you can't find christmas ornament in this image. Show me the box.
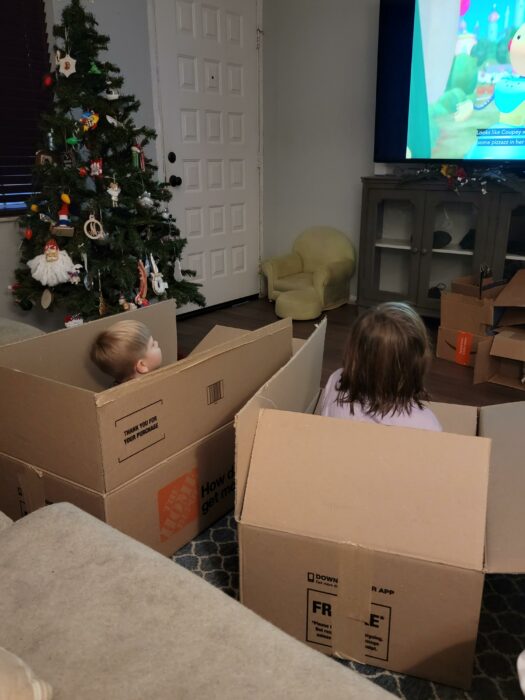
[42,73,53,88]
[83,213,105,240]
[30,204,39,213]
[137,191,154,208]
[66,135,79,146]
[35,150,54,167]
[98,271,108,316]
[65,313,84,328]
[88,62,102,75]
[27,239,79,287]
[68,264,83,285]
[20,298,33,311]
[90,158,103,177]
[62,149,77,169]
[106,115,124,128]
[39,213,54,225]
[107,180,121,207]
[24,227,33,241]
[174,258,184,283]
[58,54,77,77]
[135,260,149,306]
[78,166,88,177]
[131,142,145,171]
[81,252,93,290]
[149,254,169,295]
[118,293,137,311]
[52,193,75,237]
[80,111,99,131]
[101,83,120,100]
[41,288,53,309]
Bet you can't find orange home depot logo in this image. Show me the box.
[157,469,198,542]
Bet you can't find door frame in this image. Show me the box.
[146,0,264,294]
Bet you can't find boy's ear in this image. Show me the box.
[135,358,149,375]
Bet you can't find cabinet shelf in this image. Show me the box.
[375,238,411,251]
[506,253,525,261]
[431,246,474,256]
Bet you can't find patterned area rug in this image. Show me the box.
[173,513,525,700]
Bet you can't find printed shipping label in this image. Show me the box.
[115,400,165,463]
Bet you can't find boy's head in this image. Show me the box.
[339,301,431,416]
[90,320,162,383]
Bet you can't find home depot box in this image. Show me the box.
[0,422,235,556]
[0,300,293,493]
[235,326,525,689]
[474,329,525,391]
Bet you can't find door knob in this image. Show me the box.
[169,175,182,187]
[167,151,177,163]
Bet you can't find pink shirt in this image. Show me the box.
[319,369,442,432]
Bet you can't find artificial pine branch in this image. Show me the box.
[14,0,205,320]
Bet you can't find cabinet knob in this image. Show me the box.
[411,247,418,254]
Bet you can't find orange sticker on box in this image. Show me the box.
[454,331,473,366]
[158,468,198,542]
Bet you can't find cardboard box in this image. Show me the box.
[0,423,234,556]
[450,275,504,299]
[474,330,525,391]
[235,322,525,689]
[436,326,487,367]
[440,291,494,336]
[0,301,293,491]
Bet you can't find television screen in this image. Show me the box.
[374,0,525,162]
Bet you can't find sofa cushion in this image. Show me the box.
[0,504,392,700]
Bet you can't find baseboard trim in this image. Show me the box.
[177,294,260,320]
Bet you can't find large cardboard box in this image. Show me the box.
[439,291,494,336]
[0,301,295,553]
[436,326,486,367]
[0,301,293,491]
[235,322,525,689]
[493,269,525,327]
[450,274,504,299]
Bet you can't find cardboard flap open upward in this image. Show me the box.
[494,269,525,326]
[242,410,490,570]
[234,319,326,519]
[188,326,251,356]
[0,300,178,391]
[479,401,525,573]
[428,402,478,436]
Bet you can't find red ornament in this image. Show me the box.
[78,166,88,178]
[43,73,53,88]
[24,227,33,240]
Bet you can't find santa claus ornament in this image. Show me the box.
[27,239,79,287]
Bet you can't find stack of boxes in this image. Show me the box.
[437,270,525,390]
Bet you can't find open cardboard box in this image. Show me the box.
[235,319,525,689]
[474,328,525,392]
[0,301,294,554]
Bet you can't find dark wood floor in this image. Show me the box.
[178,298,525,407]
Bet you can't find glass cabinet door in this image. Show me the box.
[492,193,525,280]
[362,190,423,304]
[417,192,489,310]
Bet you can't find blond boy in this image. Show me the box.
[90,320,162,384]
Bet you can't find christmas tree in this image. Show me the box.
[13,0,205,323]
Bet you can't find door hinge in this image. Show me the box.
[256,26,264,50]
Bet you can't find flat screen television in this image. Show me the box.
[374,0,525,163]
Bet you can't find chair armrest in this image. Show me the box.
[261,253,303,299]
[313,259,355,288]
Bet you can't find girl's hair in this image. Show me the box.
[90,320,151,383]
[337,302,432,417]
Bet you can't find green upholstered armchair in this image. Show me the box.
[262,227,356,311]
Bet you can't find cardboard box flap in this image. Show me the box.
[429,402,478,436]
[234,319,326,519]
[189,325,251,356]
[490,329,525,362]
[479,401,525,573]
[493,270,525,326]
[242,410,490,570]
[0,300,178,392]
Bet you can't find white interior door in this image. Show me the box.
[150,0,261,310]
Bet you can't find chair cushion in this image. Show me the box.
[273,272,313,292]
[275,289,323,321]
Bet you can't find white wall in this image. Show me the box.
[262,0,380,298]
